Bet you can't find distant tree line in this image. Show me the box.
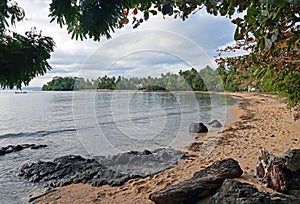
[42,64,298,105]
[42,66,224,92]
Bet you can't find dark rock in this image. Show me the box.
[192,158,243,179]
[0,149,5,156]
[282,149,300,172]
[189,122,208,133]
[0,144,47,156]
[149,158,243,204]
[30,144,48,149]
[208,119,222,128]
[211,179,298,204]
[15,144,24,151]
[142,149,152,155]
[19,155,132,187]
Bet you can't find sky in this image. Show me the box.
[13,0,246,87]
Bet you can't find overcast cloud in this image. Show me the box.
[13,0,244,87]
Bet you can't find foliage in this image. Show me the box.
[215,1,300,106]
[48,0,158,40]
[42,76,75,91]
[0,1,55,89]
[48,0,246,41]
[42,66,223,92]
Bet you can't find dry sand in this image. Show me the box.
[34,92,300,204]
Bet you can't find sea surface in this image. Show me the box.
[0,90,237,203]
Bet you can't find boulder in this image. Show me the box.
[208,119,222,128]
[211,179,298,204]
[149,158,243,204]
[189,122,208,133]
[281,149,300,172]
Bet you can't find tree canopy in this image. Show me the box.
[0,0,55,89]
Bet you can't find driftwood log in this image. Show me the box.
[256,148,300,197]
[149,158,243,204]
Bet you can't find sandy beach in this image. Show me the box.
[34,92,300,204]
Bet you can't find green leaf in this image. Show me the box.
[234,27,244,40]
[247,6,258,16]
[144,11,149,21]
[232,17,243,25]
[149,10,157,15]
[251,54,258,63]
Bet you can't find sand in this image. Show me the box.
[33,92,300,204]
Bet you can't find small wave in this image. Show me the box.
[0,128,76,139]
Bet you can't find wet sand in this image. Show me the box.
[34,92,300,204]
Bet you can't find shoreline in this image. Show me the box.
[32,92,300,203]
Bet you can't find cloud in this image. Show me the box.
[76,30,216,80]
[12,0,240,86]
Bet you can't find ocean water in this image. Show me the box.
[0,90,237,203]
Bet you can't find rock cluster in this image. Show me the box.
[189,120,222,133]
[19,148,187,189]
[0,144,47,156]
[19,147,300,203]
[150,157,299,204]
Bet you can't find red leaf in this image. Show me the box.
[124,9,129,16]
[133,8,138,15]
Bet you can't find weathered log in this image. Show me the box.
[149,158,243,204]
[256,148,300,196]
[266,160,289,193]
